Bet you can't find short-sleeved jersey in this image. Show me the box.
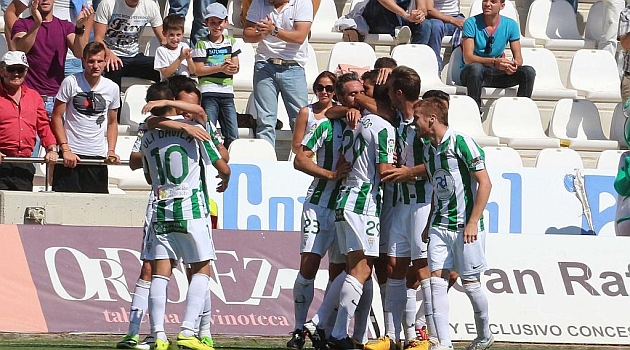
[460,14,520,68]
[301,118,345,210]
[192,35,242,95]
[141,117,222,222]
[337,113,395,216]
[154,42,192,80]
[396,114,432,205]
[421,128,486,231]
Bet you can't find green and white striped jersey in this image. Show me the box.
[301,118,345,210]
[337,113,396,216]
[422,128,486,231]
[396,114,432,205]
[141,118,222,222]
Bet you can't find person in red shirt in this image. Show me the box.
[0,51,57,191]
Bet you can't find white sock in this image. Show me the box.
[420,278,437,342]
[380,283,395,339]
[149,275,169,341]
[127,279,150,337]
[385,278,406,342]
[316,271,346,330]
[463,282,491,341]
[199,284,212,338]
[331,274,363,340]
[430,277,451,347]
[293,273,315,329]
[181,274,210,337]
[353,278,372,344]
[415,292,426,330]
[403,287,417,343]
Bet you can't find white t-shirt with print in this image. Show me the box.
[245,0,312,67]
[95,0,162,57]
[56,72,121,157]
[154,42,191,80]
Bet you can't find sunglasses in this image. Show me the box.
[314,84,334,93]
[5,66,26,74]
[484,35,495,55]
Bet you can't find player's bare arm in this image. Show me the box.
[464,168,492,244]
[294,146,350,180]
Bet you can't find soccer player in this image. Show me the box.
[141,81,230,350]
[413,98,493,350]
[327,78,396,350]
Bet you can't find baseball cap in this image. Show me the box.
[203,2,228,19]
[1,51,29,67]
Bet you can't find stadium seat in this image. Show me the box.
[310,0,344,43]
[305,44,321,91]
[120,84,151,132]
[520,47,578,100]
[610,103,629,149]
[326,42,376,72]
[487,97,561,149]
[596,149,628,170]
[524,0,596,50]
[584,1,604,44]
[346,0,397,45]
[467,0,535,47]
[390,44,457,94]
[448,95,500,147]
[547,98,618,151]
[228,139,277,161]
[566,49,622,102]
[534,148,584,170]
[227,0,244,36]
[245,93,293,141]
[232,38,255,92]
[482,146,523,169]
[107,136,151,191]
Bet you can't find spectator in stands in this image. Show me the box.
[50,42,121,194]
[167,0,212,45]
[0,51,57,191]
[426,0,465,72]
[193,3,241,148]
[362,0,431,45]
[154,14,196,80]
[11,0,94,117]
[459,0,535,111]
[602,0,625,56]
[241,0,321,29]
[94,0,165,90]
[243,0,312,147]
[618,5,630,102]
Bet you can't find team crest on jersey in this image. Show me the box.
[387,139,395,154]
[432,168,455,201]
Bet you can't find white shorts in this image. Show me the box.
[335,210,380,257]
[379,202,395,254]
[300,202,336,257]
[388,202,431,260]
[147,217,217,264]
[140,199,153,261]
[428,226,487,277]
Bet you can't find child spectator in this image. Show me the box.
[192,3,241,148]
[154,14,196,80]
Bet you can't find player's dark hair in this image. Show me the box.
[335,72,360,97]
[374,57,397,69]
[146,81,175,116]
[388,66,420,102]
[175,81,202,104]
[313,70,337,92]
[415,97,448,126]
[361,69,380,85]
[422,89,450,108]
[82,41,106,59]
[373,83,392,111]
[163,14,186,32]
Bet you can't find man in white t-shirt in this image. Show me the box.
[243,0,312,147]
[94,0,165,89]
[50,41,121,193]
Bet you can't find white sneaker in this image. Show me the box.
[394,25,411,45]
[464,335,495,350]
[429,344,453,350]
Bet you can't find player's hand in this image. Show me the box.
[449,16,465,29]
[44,150,58,164]
[0,151,5,163]
[105,151,121,165]
[376,68,392,85]
[463,222,478,244]
[331,157,351,180]
[216,175,229,192]
[62,151,80,168]
[141,100,168,114]
[183,124,211,141]
[381,166,414,183]
[179,46,191,60]
[76,4,94,27]
[106,51,123,71]
[31,0,43,27]
[346,108,361,129]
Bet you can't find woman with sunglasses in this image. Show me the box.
[291,71,338,155]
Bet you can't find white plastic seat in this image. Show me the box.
[610,103,629,149]
[584,1,604,44]
[525,0,596,50]
[107,136,151,191]
[488,97,561,149]
[326,42,376,72]
[448,95,500,147]
[467,0,535,47]
[520,47,578,100]
[390,44,457,94]
[121,77,155,92]
[310,0,344,43]
[567,49,621,102]
[245,93,292,140]
[481,146,523,169]
[226,0,244,36]
[305,44,320,91]
[228,139,277,161]
[547,98,618,151]
[120,84,151,132]
[232,38,255,92]
[534,148,584,170]
[596,149,628,170]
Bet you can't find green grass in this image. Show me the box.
[0,334,624,350]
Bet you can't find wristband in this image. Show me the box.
[75,25,85,35]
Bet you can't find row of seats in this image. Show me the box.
[484,147,627,170]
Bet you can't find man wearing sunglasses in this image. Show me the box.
[459,0,536,112]
[0,50,58,191]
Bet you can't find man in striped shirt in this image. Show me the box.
[141,81,230,350]
[414,98,493,350]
